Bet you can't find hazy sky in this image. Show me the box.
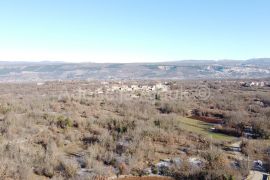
[0,0,269,63]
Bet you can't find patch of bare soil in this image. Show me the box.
[116,176,174,180]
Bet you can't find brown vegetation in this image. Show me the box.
[0,79,269,179]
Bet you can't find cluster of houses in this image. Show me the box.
[240,81,268,87]
[93,82,170,95]
[112,83,168,92]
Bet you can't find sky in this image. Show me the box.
[0,0,269,63]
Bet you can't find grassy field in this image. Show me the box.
[178,117,236,141]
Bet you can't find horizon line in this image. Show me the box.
[0,58,269,64]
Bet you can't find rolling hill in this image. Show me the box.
[0,58,269,82]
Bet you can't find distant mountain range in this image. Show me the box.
[0,58,269,82]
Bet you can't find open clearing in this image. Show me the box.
[117,176,173,180]
[178,117,236,141]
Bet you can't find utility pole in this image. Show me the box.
[247,155,250,170]
[210,135,213,150]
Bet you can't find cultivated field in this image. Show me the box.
[178,117,235,141]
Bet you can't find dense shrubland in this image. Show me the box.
[0,80,269,179]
